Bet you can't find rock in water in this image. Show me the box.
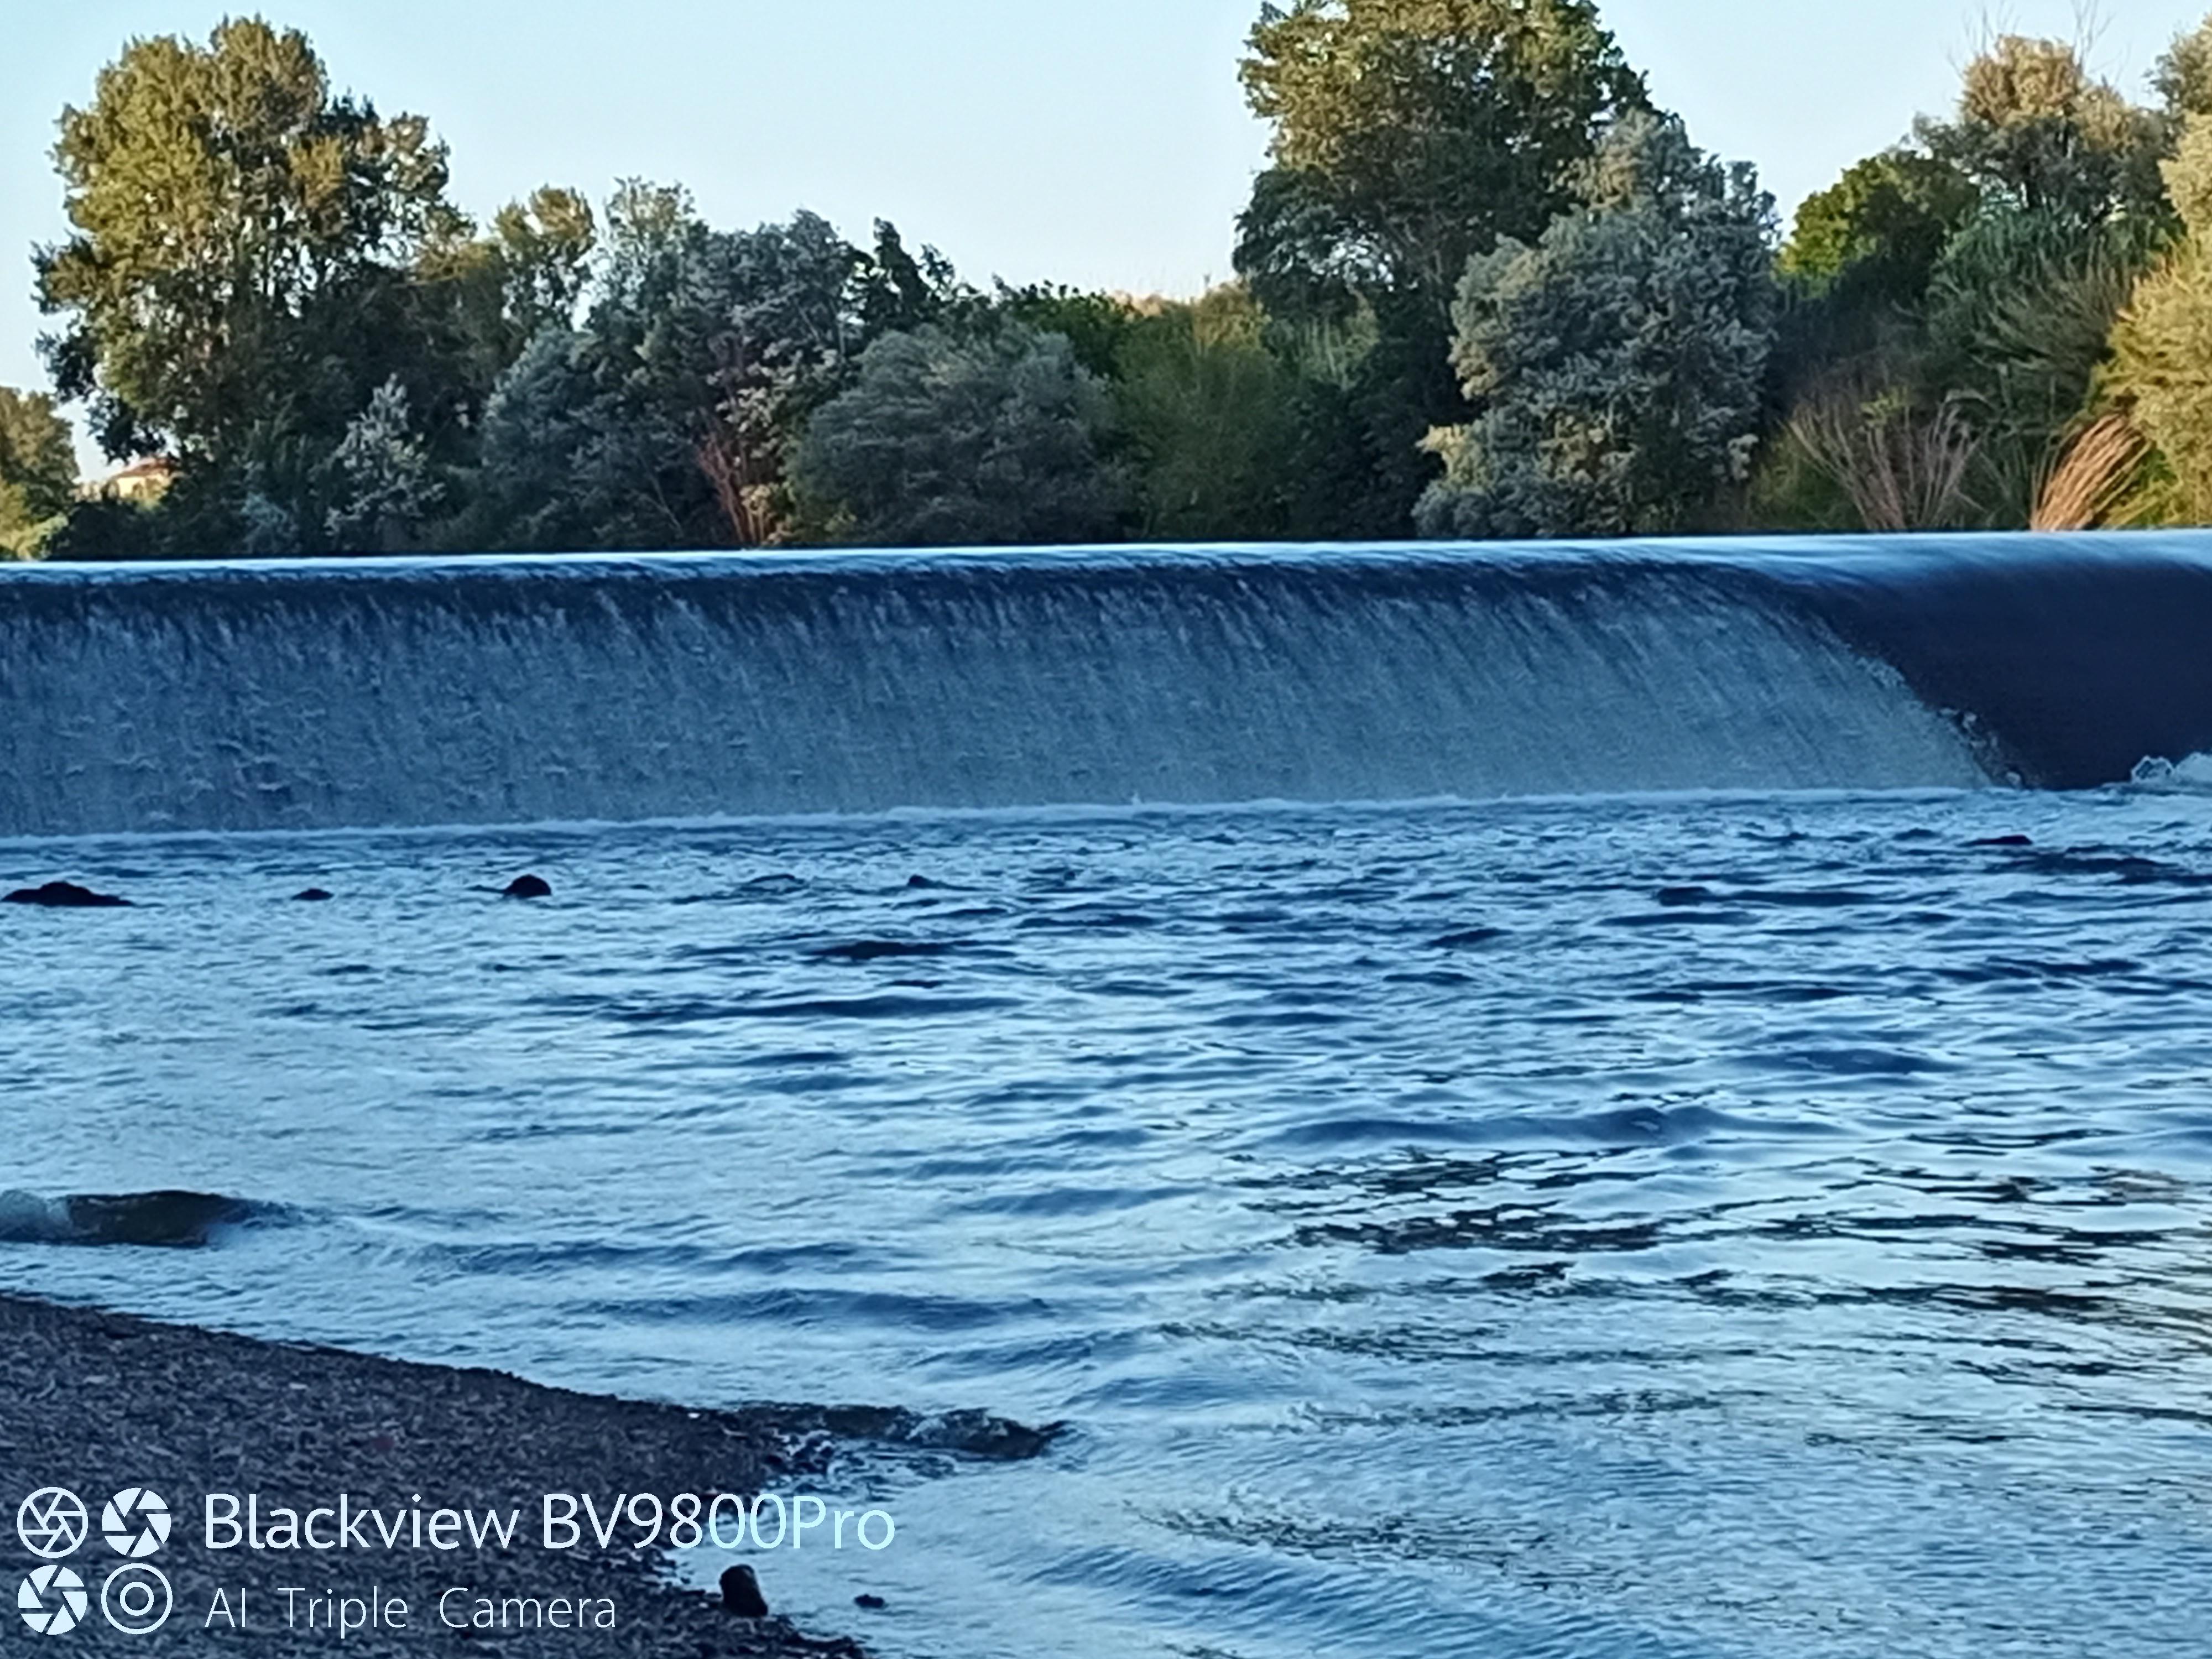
[293,888,335,902]
[3,881,130,909]
[815,940,953,962]
[503,874,553,900]
[61,1191,254,1247]
[854,1594,887,1610]
[718,1563,768,1618]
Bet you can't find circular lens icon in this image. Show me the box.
[15,1489,88,1560]
[18,1564,89,1636]
[101,1564,172,1636]
[100,1489,171,1558]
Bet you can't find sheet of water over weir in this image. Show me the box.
[6,533,2212,836]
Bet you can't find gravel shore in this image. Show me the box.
[0,1293,870,1656]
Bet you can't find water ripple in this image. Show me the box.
[5,791,2212,1658]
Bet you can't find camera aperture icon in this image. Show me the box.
[17,1564,88,1636]
[100,1489,171,1558]
[14,1489,88,1560]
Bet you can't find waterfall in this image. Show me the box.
[5,534,2208,837]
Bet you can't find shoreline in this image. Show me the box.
[0,1292,871,1655]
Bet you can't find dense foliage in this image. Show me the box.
[1757,18,2212,534]
[793,322,1126,547]
[0,388,76,557]
[1235,0,1647,309]
[1233,0,1649,530]
[2109,117,2212,521]
[1418,113,1777,538]
[17,8,2212,556]
[464,190,899,552]
[37,19,457,467]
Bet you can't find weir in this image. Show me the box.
[2,534,2209,837]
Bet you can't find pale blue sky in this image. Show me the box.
[6,1,2208,470]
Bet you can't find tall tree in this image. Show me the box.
[1234,0,1649,532]
[471,190,950,550]
[1238,0,1648,314]
[1418,112,1777,539]
[413,186,599,414]
[35,19,458,468]
[1765,150,1980,495]
[1779,152,1978,305]
[2157,13,2212,124]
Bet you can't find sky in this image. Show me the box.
[5,0,2209,473]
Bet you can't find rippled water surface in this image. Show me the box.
[7,790,2212,1658]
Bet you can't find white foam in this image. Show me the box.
[0,1190,72,1243]
[2130,752,2212,793]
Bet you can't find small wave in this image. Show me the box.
[1761,1047,1953,1077]
[1270,1102,1833,1153]
[604,993,1018,1026]
[2130,752,2212,793]
[1428,926,1507,949]
[0,1188,271,1248]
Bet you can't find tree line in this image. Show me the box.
[6,3,2212,560]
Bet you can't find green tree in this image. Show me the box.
[1238,0,1648,311]
[2109,115,2212,521]
[2158,17,2212,121]
[469,192,961,550]
[2157,14,2212,130]
[1761,154,1978,524]
[1780,151,1977,303]
[324,378,445,551]
[413,186,598,412]
[35,19,457,467]
[473,190,868,549]
[1924,206,2162,518]
[1112,288,1303,540]
[1234,0,1650,533]
[1417,112,1777,539]
[996,285,1143,379]
[1915,34,2168,230]
[792,321,1127,547]
[0,388,78,556]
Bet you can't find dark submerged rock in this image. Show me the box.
[4,880,130,909]
[293,888,335,902]
[853,1595,886,1610]
[905,874,942,889]
[60,1191,257,1248]
[719,1563,769,1618]
[1970,834,2034,848]
[503,874,553,900]
[815,940,953,962]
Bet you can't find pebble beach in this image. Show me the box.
[0,1293,872,1657]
